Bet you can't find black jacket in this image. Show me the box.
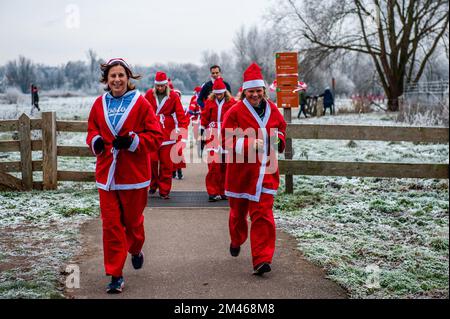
[197,80,232,109]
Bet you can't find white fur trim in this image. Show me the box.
[236,137,245,155]
[161,140,176,146]
[155,80,168,85]
[128,132,139,152]
[213,89,226,94]
[243,80,266,90]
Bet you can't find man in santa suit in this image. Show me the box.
[144,71,188,199]
[86,58,163,293]
[201,78,236,202]
[222,62,287,276]
[171,89,190,180]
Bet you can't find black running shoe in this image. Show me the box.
[230,245,240,257]
[253,263,271,276]
[131,252,144,270]
[106,276,124,294]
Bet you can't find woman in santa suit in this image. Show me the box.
[222,63,287,276]
[144,71,188,199]
[201,78,236,202]
[86,58,163,293]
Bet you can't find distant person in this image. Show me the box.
[297,88,309,119]
[320,87,335,115]
[197,65,232,109]
[86,58,163,294]
[30,84,40,113]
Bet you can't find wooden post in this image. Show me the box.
[18,113,33,191]
[42,112,57,190]
[283,108,294,194]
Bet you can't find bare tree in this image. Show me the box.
[5,56,36,93]
[269,0,449,111]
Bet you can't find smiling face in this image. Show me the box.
[210,67,221,81]
[107,65,128,97]
[244,87,265,107]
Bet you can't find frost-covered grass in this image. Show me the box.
[275,177,449,299]
[0,183,99,299]
[275,112,449,299]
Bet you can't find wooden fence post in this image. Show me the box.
[283,108,294,194]
[18,113,33,191]
[42,112,57,190]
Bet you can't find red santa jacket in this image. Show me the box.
[144,89,189,146]
[201,97,236,152]
[222,98,287,202]
[189,95,201,122]
[86,91,163,191]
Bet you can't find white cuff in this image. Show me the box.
[91,135,103,155]
[236,138,245,155]
[128,132,139,152]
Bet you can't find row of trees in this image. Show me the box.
[1,0,448,111]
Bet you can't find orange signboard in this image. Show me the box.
[275,52,298,75]
[275,52,299,108]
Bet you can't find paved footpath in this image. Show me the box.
[68,150,347,299]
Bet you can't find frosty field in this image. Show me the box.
[0,95,448,299]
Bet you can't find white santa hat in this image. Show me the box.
[242,62,266,90]
[155,71,168,85]
[212,77,227,94]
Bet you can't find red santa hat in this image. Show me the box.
[194,86,202,93]
[168,78,174,90]
[242,62,266,90]
[212,77,227,94]
[155,71,168,85]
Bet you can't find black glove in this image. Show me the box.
[93,138,104,154]
[113,135,133,150]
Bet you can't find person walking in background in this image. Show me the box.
[200,78,236,202]
[144,71,189,199]
[86,58,163,294]
[30,84,40,114]
[297,87,309,119]
[320,87,335,115]
[172,89,189,180]
[222,63,287,276]
[197,65,232,109]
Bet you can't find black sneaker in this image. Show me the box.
[149,189,157,195]
[177,169,183,180]
[172,171,177,178]
[221,195,228,200]
[106,276,124,294]
[253,263,271,276]
[230,245,240,257]
[208,195,221,202]
[131,252,144,270]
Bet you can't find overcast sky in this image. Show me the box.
[0,0,272,66]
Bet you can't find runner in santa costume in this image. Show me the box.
[201,78,236,202]
[171,90,190,180]
[144,71,188,198]
[188,86,202,141]
[86,58,163,293]
[222,62,287,275]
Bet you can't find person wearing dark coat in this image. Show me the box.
[320,87,334,115]
[197,65,231,109]
[31,84,40,112]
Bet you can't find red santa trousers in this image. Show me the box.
[205,151,226,196]
[150,144,173,195]
[99,188,148,278]
[228,193,276,268]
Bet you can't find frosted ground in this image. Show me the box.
[0,94,448,299]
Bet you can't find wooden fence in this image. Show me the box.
[0,112,448,192]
